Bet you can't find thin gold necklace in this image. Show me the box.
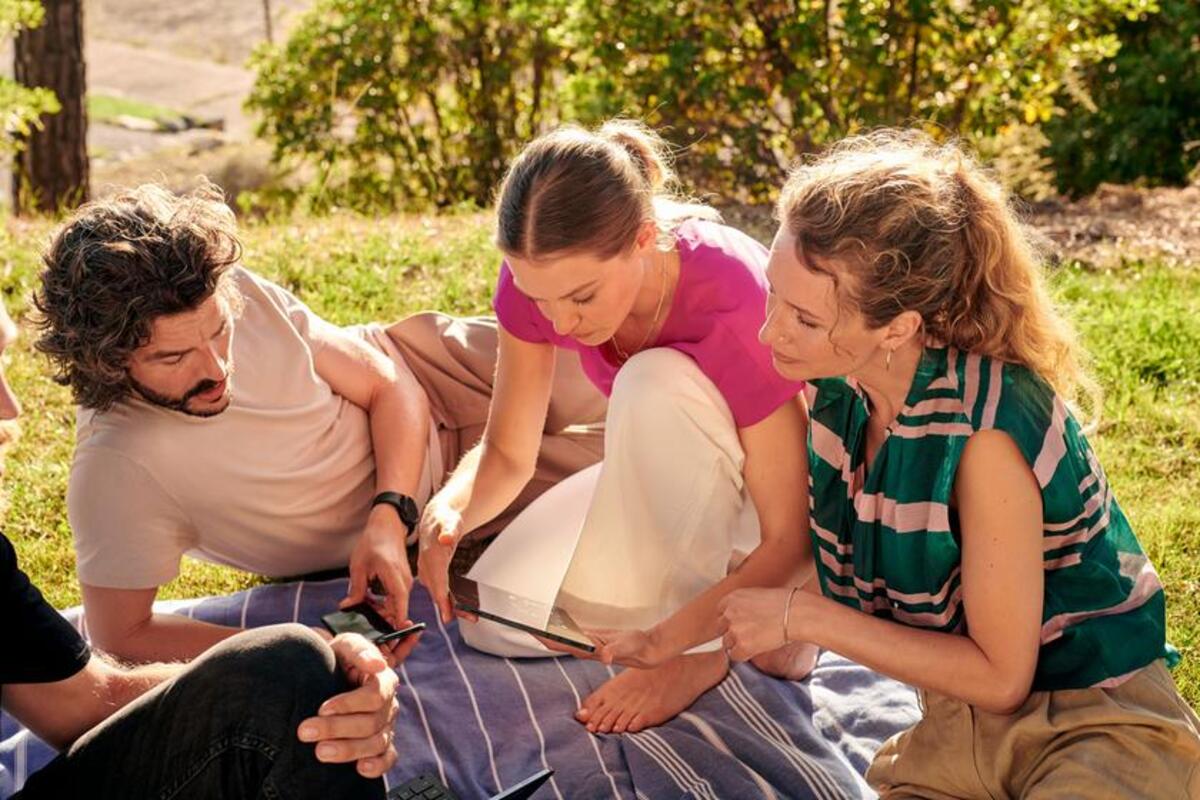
[611,252,669,363]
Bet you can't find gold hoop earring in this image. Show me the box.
[885,348,893,371]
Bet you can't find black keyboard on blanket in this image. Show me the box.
[388,768,553,800]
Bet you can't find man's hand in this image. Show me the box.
[297,633,400,780]
[415,499,464,623]
[344,506,414,629]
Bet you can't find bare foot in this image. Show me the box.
[751,641,819,681]
[575,651,727,734]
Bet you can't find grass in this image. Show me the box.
[1,212,1197,706]
[87,93,186,127]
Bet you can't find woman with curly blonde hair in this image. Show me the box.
[718,130,1200,797]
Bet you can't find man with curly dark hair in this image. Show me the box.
[35,182,604,664]
[2,299,400,799]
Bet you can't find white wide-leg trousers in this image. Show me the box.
[462,349,760,657]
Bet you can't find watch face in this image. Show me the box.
[398,495,419,525]
[374,492,420,532]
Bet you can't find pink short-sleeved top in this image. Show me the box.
[492,218,803,428]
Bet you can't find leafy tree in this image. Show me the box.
[247,0,573,210]
[566,0,1152,201]
[1045,0,1200,196]
[0,1,60,160]
[248,0,1175,208]
[12,0,88,214]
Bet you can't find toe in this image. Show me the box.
[597,704,622,733]
[613,708,636,734]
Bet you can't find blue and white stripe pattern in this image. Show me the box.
[1,580,918,799]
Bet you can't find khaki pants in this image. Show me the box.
[374,312,607,539]
[868,660,1200,799]
[458,348,761,657]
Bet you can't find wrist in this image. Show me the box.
[784,588,817,644]
[372,491,419,535]
[782,586,800,644]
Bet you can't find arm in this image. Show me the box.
[587,395,813,666]
[308,319,431,626]
[417,328,557,621]
[82,583,239,663]
[722,429,1045,714]
[2,654,183,750]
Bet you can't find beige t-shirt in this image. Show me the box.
[69,268,439,589]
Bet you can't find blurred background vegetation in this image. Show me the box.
[238,0,1199,213]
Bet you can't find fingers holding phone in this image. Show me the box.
[343,507,414,627]
[321,603,425,668]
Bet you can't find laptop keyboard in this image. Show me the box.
[388,773,460,800]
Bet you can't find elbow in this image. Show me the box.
[86,615,150,663]
[482,437,537,486]
[979,673,1034,715]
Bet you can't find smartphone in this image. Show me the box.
[449,573,595,653]
[321,603,426,644]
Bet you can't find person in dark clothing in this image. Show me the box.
[0,301,401,799]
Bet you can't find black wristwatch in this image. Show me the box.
[372,491,420,535]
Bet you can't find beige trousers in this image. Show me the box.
[377,312,607,539]
[460,348,761,658]
[869,660,1200,799]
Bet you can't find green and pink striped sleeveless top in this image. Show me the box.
[807,345,1177,691]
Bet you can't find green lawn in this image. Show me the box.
[87,94,186,128]
[2,212,1197,706]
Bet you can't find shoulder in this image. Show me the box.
[956,351,1078,489]
[676,218,769,279]
[952,350,1056,433]
[231,267,298,319]
[674,220,772,323]
[69,441,175,505]
[493,259,556,344]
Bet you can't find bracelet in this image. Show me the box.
[782,586,800,644]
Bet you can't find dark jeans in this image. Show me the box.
[15,625,386,800]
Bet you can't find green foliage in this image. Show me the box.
[0,0,60,158]
[249,0,1159,207]
[246,0,574,211]
[1044,0,1200,196]
[567,0,1148,201]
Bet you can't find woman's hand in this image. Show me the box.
[415,499,464,623]
[717,587,797,662]
[538,627,669,669]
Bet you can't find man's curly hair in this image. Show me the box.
[33,181,244,412]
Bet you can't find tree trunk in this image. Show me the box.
[13,0,88,215]
[262,0,274,43]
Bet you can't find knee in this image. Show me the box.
[193,625,340,716]
[611,348,697,400]
[608,348,735,438]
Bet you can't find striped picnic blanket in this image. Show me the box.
[1,579,919,799]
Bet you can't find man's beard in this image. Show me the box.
[130,372,233,418]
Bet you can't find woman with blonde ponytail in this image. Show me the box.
[418,120,818,733]
[719,129,1200,797]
